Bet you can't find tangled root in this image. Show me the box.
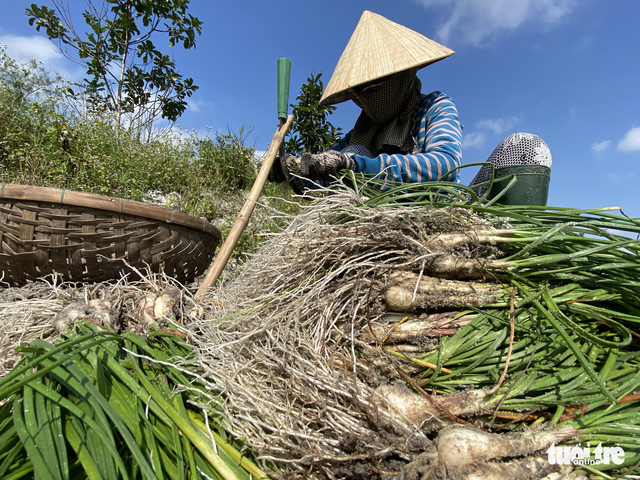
[185,189,582,478]
[0,272,191,376]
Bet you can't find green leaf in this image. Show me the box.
[535,291,616,403]
[12,387,61,480]
[64,418,104,480]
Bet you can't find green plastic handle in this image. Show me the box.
[277,57,291,120]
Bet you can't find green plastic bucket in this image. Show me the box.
[487,165,551,206]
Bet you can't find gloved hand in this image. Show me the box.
[299,150,358,181]
[268,153,301,183]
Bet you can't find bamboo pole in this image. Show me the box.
[195,115,293,296]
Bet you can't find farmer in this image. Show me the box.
[269,11,551,198]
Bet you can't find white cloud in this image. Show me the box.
[618,126,640,153]
[416,0,579,46]
[475,115,521,135]
[187,98,214,115]
[0,34,62,63]
[464,114,523,149]
[254,150,267,162]
[591,140,611,153]
[0,33,82,80]
[463,131,487,149]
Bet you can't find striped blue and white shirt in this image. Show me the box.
[332,91,463,184]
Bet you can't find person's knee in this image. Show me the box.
[492,132,552,168]
[469,132,552,193]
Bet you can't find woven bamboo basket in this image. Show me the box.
[0,184,222,285]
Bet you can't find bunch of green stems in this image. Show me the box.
[0,322,268,480]
[415,283,640,474]
[352,175,640,475]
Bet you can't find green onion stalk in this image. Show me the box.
[344,172,640,475]
[0,322,269,480]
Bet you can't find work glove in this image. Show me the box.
[268,153,301,183]
[299,150,358,181]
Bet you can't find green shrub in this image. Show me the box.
[285,72,342,155]
[0,49,69,185]
[191,127,257,195]
[0,49,241,220]
[0,51,337,262]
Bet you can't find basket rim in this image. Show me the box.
[0,183,221,240]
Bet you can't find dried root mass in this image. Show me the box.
[184,191,579,478]
[0,274,189,375]
[1,189,600,478]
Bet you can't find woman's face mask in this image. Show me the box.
[351,70,417,123]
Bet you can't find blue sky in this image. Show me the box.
[1,1,639,217]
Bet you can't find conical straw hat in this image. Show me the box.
[319,11,454,106]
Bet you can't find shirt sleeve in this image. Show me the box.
[351,92,463,184]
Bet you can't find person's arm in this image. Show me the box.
[352,92,463,183]
[330,134,351,152]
